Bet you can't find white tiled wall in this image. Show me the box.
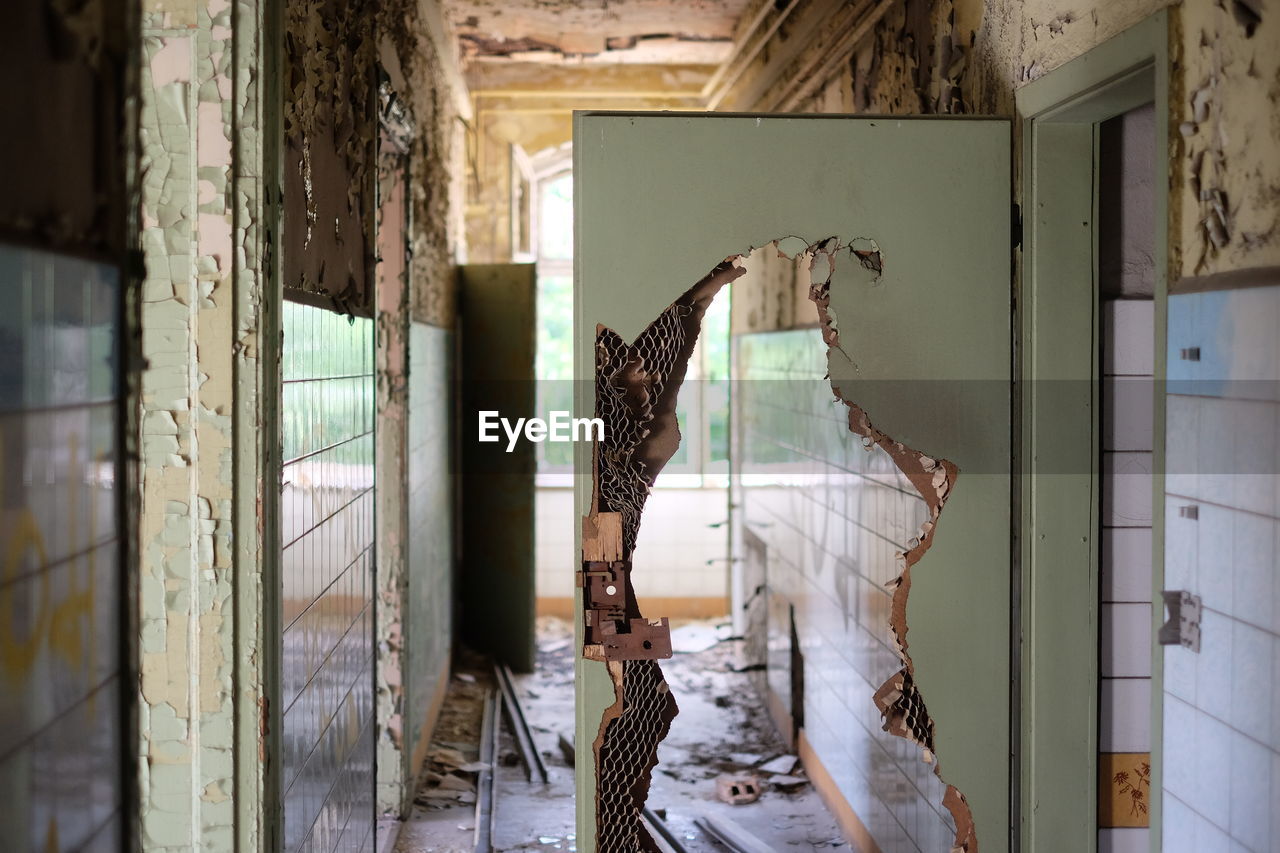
[535,486,729,600]
[731,331,953,851]
[406,323,453,761]
[1163,285,1280,853]
[0,246,125,851]
[1100,299,1155,850]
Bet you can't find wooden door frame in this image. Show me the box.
[1015,10,1170,852]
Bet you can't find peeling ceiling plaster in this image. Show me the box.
[443,0,751,65]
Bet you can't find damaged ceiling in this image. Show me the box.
[443,0,751,65]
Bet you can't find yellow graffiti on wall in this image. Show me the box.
[0,509,50,674]
[0,431,101,682]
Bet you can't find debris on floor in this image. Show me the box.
[644,617,845,849]
[714,773,762,805]
[695,812,777,853]
[767,774,808,792]
[396,617,846,851]
[757,754,799,775]
[669,622,722,654]
[395,650,494,853]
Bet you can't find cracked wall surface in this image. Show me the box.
[1173,0,1280,279]
[395,0,469,328]
[137,0,271,846]
[375,112,413,816]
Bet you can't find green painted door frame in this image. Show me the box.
[1015,10,1170,852]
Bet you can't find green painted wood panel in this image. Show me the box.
[459,264,537,672]
[1016,15,1170,849]
[574,113,1011,852]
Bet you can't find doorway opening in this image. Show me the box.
[1016,11,1169,850]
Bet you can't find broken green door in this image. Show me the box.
[573,114,1012,853]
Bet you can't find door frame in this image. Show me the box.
[1015,10,1170,852]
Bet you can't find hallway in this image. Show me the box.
[2,1,1279,852]
[396,619,846,853]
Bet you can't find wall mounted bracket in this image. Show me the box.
[1158,590,1202,652]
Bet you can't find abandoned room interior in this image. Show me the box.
[2,0,1279,851]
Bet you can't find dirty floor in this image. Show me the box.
[392,617,845,852]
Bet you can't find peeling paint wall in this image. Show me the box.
[402,0,469,327]
[136,0,271,846]
[375,113,413,816]
[375,0,467,818]
[1173,0,1280,278]
[283,0,381,312]
[405,321,455,789]
[725,0,1280,315]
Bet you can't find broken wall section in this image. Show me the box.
[370,0,467,816]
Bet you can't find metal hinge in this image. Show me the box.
[1158,590,1201,652]
[1011,202,1023,251]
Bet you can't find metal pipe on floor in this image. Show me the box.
[473,690,500,853]
[641,807,691,853]
[693,813,774,853]
[494,663,550,783]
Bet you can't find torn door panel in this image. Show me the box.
[807,240,977,853]
[582,259,746,852]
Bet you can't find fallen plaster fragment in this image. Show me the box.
[768,774,807,790]
[757,754,798,775]
[714,773,762,805]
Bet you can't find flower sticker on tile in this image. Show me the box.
[1099,752,1152,827]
